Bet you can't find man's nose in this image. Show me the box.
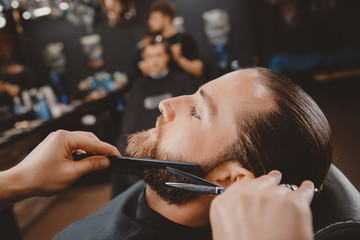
[158,98,176,122]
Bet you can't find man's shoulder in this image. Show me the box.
[176,32,200,60]
[179,33,198,45]
[167,32,195,44]
[55,181,146,240]
[180,32,195,40]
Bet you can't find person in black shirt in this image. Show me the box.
[133,0,203,78]
[56,67,332,240]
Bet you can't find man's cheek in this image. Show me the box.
[158,130,204,162]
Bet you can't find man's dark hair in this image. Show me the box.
[226,67,332,190]
[143,37,171,56]
[150,0,177,20]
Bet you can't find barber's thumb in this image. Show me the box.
[74,156,110,175]
[298,180,315,204]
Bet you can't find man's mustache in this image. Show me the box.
[155,115,165,135]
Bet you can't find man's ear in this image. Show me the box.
[164,15,172,25]
[141,51,146,60]
[165,53,170,63]
[206,161,255,188]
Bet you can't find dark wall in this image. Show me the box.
[20,0,152,94]
[13,0,360,94]
[19,0,257,95]
[252,0,360,65]
[171,0,256,66]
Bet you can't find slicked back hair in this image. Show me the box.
[227,67,332,189]
[143,39,171,56]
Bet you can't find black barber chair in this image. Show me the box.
[312,164,360,240]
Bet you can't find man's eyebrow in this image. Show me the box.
[199,88,217,118]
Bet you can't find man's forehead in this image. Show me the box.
[151,11,167,18]
[202,70,251,92]
[202,69,275,113]
[202,69,260,95]
[215,68,257,83]
[144,44,166,53]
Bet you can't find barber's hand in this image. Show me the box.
[170,44,182,62]
[209,171,315,240]
[138,36,152,48]
[10,130,120,198]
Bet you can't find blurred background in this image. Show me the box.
[0,0,359,239]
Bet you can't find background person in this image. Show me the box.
[132,0,203,78]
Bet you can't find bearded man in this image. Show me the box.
[56,67,332,240]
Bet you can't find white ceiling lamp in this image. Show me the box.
[59,2,69,11]
[0,14,6,28]
[33,7,51,18]
[11,0,19,9]
[22,11,31,20]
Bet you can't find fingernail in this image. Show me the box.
[268,170,281,178]
[302,180,314,188]
[100,159,109,168]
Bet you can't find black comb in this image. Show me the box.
[72,152,201,175]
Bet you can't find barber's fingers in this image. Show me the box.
[225,170,282,195]
[67,132,120,156]
[251,170,283,189]
[72,155,110,176]
[70,132,99,154]
[292,180,315,205]
[71,131,100,140]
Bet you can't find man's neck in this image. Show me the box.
[162,24,177,39]
[148,68,169,79]
[145,186,213,227]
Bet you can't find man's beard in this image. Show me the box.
[125,116,203,205]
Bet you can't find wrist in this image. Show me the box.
[0,167,31,206]
[175,56,185,64]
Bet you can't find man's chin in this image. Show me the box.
[125,130,199,205]
[143,168,199,205]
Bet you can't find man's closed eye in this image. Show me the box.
[191,106,201,119]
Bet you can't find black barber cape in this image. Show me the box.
[55,181,212,240]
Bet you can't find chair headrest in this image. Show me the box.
[311,164,360,239]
